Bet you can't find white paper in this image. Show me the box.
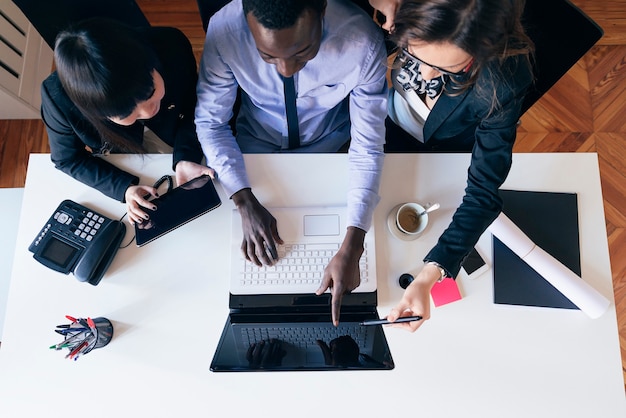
[488,213,610,319]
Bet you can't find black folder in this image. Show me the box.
[492,190,581,310]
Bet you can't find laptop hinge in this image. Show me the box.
[228,291,377,311]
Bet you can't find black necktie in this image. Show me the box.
[282,75,300,149]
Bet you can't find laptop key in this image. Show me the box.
[235,241,371,294]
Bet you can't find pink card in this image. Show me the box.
[430,277,462,307]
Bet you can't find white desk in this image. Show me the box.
[0,188,24,338]
[0,153,624,417]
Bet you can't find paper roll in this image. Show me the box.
[488,213,610,319]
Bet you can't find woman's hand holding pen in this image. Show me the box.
[385,263,441,332]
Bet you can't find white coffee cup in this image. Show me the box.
[395,202,428,236]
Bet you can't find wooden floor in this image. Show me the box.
[1,0,625,386]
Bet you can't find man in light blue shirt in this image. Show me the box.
[195,0,387,325]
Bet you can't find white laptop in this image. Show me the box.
[229,206,377,295]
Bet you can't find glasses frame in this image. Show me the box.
[399,48,471,77]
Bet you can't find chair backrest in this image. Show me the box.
[11,0,150,49]
[196,0,232,32]
[520,0,603,115]
[196,0,379,32]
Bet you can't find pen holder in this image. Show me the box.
[51,316,114,360]
[89,317,114,349]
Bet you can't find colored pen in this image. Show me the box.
[66,340,88,359]
[52,330,90,349]
[87,317,97,333]
[73,338,94,361]
[360,315,423,326]
[50,342,71,350]
[55,328,89,335]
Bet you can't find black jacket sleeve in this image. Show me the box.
[424,56,534,277]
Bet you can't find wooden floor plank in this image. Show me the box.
[574,1,626,46]
[588,47,626,132]
[0,120,47,188]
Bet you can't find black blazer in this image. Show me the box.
[41,27,203,202]
[388,56,533,277]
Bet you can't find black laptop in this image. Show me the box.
[134,175,221,246]
[210,292,394,372]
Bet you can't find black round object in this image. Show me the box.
[399,273,414,289]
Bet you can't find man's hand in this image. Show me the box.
[369,0,402,32]
[385,263,442,332]
[174,160,215,186]
[232,188,283,266]
[125,184,158,225]
[315,227,366,326]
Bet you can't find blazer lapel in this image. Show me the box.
[423,89,470,141]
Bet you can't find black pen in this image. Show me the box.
[360,316,423,326]
[55,328,88,335]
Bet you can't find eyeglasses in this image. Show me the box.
[397,48,472,77]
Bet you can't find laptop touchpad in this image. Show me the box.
[304,214,340,236]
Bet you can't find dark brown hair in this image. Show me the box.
[391,0,534,102]
[54,18,160,153]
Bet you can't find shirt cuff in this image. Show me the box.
[347,189,380,232]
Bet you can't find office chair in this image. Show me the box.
[196,0,232,32]
[520,0,603,115]
[11,0,150,49]
[193,0,391,71]
[195,0,380,31]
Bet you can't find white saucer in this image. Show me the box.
[387,204,428,241]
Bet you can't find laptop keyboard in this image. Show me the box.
[238,323,367,349]
[237,242,370,293]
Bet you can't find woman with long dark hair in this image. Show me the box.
[369,0,534,331]
[42,18,212,224]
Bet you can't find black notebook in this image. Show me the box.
[492,189,580,310]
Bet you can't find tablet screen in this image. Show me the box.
[134,175,221,246]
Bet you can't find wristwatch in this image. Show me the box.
[425,261,447,282]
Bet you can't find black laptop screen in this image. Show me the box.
[210,313,394,372]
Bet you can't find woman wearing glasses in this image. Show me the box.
[369,0,534,330]
[42,18,213,225]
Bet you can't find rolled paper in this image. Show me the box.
[488,213,610,319]
[487,212,536,258]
